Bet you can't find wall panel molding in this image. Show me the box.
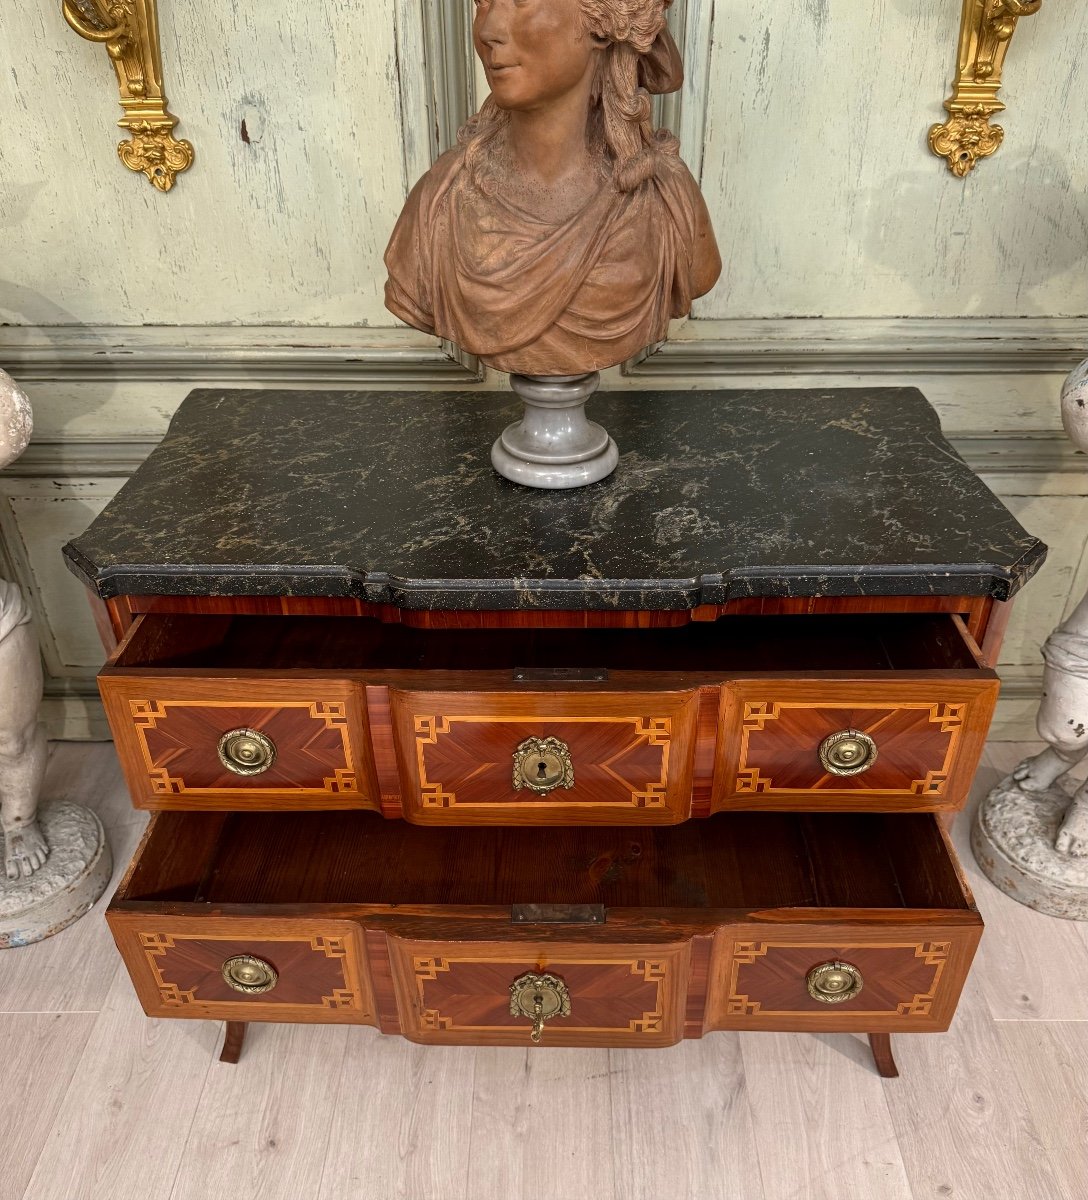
[5,317,1084,387]
[625,318,1088,377]
[396,0,475,186]
[955,434,1083,475]
[9,441,159,477]
[0,326,483,385]
[6,431,1079,480]
[7,433,1082,484]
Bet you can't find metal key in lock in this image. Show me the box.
[531,992,546,1044]
[510,972,572,1043]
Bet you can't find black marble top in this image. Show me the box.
[63,387,1046,610]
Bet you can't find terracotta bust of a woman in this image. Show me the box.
[385,0,721,377]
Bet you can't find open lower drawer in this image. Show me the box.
[107,810,982,1045]
[99,611,999,818]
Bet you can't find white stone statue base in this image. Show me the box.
[972,774,1088,920]
[0,802,112,947]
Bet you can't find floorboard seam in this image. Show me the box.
[990,1017,1088,1024]
[163,1044,217,1200]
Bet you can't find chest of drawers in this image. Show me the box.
[65,386,1045,1076]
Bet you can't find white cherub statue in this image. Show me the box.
[0,369,48,880]
[973,360,1088,918]
[1011,363,1088,855]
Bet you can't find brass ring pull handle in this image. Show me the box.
[513,736,574,796]
[807,960,864,1004]
[221,955,279,995]
[509,972,571,1043]
[218,728,277,777]
[819,729,878,777]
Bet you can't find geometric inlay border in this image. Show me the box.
[726,939,952,1019]
[128,698,359,794]
[410,952,673,1036]
[736,700,968,797]
[412,714,673,809]
[137,930,362,1010]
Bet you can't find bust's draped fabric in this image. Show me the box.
[385,148,719,375]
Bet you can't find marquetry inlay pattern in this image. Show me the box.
[412,714,675,810]
[391,942,688,1045]
[734,698,969,798]
[127,698,361,795]
[408,953,671,1036]
[724,939,953,1021]
[135,930,365,1013]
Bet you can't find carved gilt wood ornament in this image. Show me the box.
[930,0,1043,177]
[61,0,193,191]
[385,0,721,488]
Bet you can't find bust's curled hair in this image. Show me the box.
[461,0,681,195]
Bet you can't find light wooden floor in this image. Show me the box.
[3,742,1088,1200]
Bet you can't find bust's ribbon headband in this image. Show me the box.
[638,25,684,95]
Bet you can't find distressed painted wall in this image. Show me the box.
[0,0,1084,737]
[694,0,1088,320]
[1,4,410,326]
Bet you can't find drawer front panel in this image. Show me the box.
[100,675,377,810]
[388,937,690,1046]
[108,914,374,1024]
[715,678,998,811]
[390,691,699,825]
[707,923,981,1033]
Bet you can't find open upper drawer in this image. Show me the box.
[98,612,998,817]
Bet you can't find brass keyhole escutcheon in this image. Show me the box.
[218,728,277,777]
[806,960,864,1005]
[221,954,279,995]
[819,729,878,777]
[509,972,572,1043]
[513,736,574,796]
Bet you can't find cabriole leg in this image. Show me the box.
[868,1032,899,1078]
[219,1021,247,1064]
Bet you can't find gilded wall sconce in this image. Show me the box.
[61,0,193,191]
[930,0,1042,177]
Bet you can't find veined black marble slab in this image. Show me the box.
[63,387,1047,610]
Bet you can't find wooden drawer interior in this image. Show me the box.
[105,611,987,679]
[113,809,975,915]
